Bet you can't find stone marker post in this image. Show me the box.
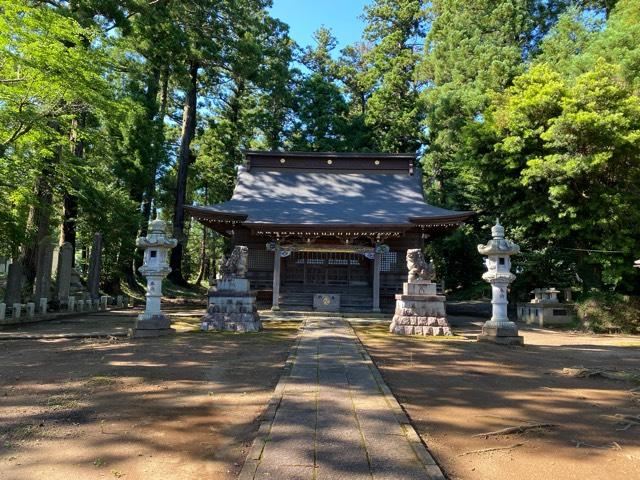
[88,233,103,300]
[34,238,54,301]
[0,303,5,321]
[130,218,177,338]
[477,220,523,345]
[4,263,23,306]
[56,242,73,306]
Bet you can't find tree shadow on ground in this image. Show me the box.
[0,319,300,479]
[354,317,640,480]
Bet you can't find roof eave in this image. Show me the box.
[184,205,248,222]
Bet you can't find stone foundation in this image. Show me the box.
[201,277,261,332]
[129,314,175,338]
[389,281,452,336]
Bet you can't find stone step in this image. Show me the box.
[280,286,373,294]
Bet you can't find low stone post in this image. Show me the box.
[77,300,85,312]
[116,295,123,307]
[12,303,22,320]
[26,302,35,319]
[477,220,523,345]
[100,295,109,310]
[0,303,5,321]
[39,298,47,314]
[68,296,76,312]
[130,218,177,338]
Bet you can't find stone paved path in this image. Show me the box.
[240,317,444,480]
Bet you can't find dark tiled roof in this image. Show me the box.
[188,163,473,227]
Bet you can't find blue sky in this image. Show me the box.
[269,0,371,51]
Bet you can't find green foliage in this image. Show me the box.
[575,291,640,333]
[420,0,640,296]
[425,224,484,292]
[361,0,426,152]
[1,0,638,304]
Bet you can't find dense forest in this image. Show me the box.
[1,0,638,305]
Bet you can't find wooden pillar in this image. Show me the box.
[272,243,281,311]
[372,250,381,312]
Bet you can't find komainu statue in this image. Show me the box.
[220,246,249,279]
[406,249,436,283]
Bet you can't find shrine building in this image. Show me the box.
[186,151,473,312]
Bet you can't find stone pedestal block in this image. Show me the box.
[26,302,35,319]
[201,280,261,332]
[476,320,523,345]
[0,303,5,321]
[12,303,22,320]
[390,281,452,336]
[130,314,175,338]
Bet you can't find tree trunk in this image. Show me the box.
[60,115,84,265]
[133,66,166,282]
[168,59,199,286]
[20,157,56,283]
[195,184,208,286]
[195,225,207,285]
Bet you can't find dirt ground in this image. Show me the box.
[0,311,299,480]
[354,317,640,480]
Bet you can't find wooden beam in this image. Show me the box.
[373,251,381,312]
[271,243,281,311]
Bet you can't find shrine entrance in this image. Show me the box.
[282,251,371,288]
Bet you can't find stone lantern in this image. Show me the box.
[477,220,523,345]
[130,218,177,338]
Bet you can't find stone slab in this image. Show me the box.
[135,314,172,330]
[128,327,175,338]
[403,282,437,296]
[395,294,446,302]
[477,334,524,346]
[313,293,341,312]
